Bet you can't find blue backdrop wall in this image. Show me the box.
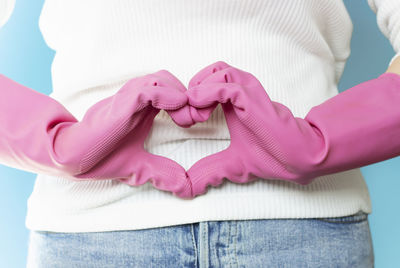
[0,0,399,267]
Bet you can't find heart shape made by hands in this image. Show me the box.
[115,60,321,200]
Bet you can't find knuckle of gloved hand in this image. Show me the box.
[212,60,231,71]
[213,68,232,83]
[145,75,161,87]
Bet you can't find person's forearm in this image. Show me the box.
[386,55,400,74]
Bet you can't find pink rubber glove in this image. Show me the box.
[0,71,194,198]
[185,61,400,196]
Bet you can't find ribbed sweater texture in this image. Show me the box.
[18,0,400,232]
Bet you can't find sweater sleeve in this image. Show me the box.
[367,0,400,67]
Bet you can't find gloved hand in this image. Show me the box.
[0,70,194,199]
[185,61,400,196]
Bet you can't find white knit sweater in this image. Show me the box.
[11,0,400,232]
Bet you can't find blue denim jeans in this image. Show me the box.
[26,211,374,267]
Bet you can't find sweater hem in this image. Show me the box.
[25,190,372,233]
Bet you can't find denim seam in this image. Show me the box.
[232,221,239,268]
[201,222,209,268]
[190,223,198,268]
[213,223,221,268]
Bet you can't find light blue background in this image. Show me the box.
[0,0,399,267]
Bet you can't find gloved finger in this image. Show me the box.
[188,102,219,123]
[135,85,189,112]
[191,65,275,112]
[167,107,195,128]
[189,66,240,111]
[188,61,232,88]
[153,69,223,126]
[195,65,262,89]
[152,69,188,93]
[144,71,197,128]
[184,62,232,125]
[118,150,193,199]
[150,82,194,128]
[116,75,187,113]
[124,71,185,92]
[186,82,247,112]
[186,146,248,197]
